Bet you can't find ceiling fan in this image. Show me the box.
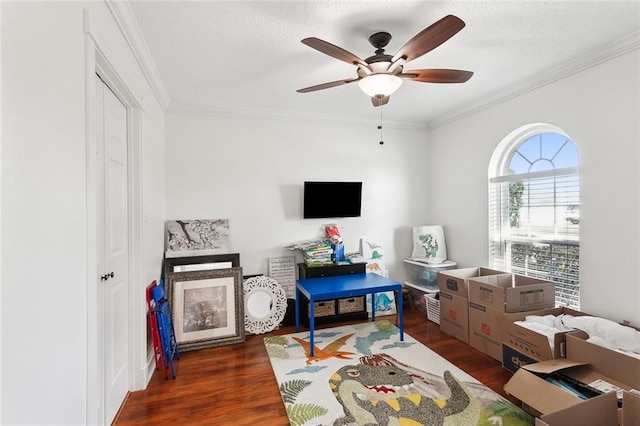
[297,15,473,107]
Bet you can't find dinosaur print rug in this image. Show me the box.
[264,320,533,426]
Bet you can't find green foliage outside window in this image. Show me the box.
[508,179,524,228]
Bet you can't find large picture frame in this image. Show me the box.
[162,253,240,282]
[165,267,245,351]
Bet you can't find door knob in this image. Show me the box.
[101,272,115,281]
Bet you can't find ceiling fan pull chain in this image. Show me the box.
[378,101,384,145]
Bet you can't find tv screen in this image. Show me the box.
[303,181,362,219]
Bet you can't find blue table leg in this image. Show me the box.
[295,287,300,333]
[309,297,315,357]
[371,292,376,322]
[397,287,404,341]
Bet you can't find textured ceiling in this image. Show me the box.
[127,0,640,127]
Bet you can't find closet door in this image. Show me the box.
[96,75,130,424]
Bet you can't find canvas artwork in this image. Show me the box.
[359,238,396,317]
[360,237,386,275]
[360,237,384,260]
[411,225,448,264]
[165,219,230,258]
[268,256,296,298]
[365,291,397,318]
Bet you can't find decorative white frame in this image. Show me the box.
[243,276,287,334]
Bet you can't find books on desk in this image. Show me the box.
[345,252,367,264]
[303,241,334,267]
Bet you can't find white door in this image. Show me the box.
[96,75,130,424]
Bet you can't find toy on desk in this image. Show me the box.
[325,223,342,244]
[332,242,345,263]
[325,224,345,263]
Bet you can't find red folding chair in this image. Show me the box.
[152,280,179,379]
[146,281,166,375]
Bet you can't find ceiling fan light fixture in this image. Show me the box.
[358,73,402,97]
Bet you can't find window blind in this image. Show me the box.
[489,170,580,308]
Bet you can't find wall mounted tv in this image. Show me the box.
[303,181,362,219]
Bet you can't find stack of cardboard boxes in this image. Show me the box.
[504,328,640,424]
[437,267,503,344]
[437,268,556,361]
[436,266,640,424]
[467,273,555,361]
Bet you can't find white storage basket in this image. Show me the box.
[426,293,440,324]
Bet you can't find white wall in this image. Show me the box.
[165,114,429,281]
[2,3,636,424]
[1,2,165,424]
[427,49,640,326]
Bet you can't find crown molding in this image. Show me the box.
[107,1,638,131]
[429,31,640,129]
[166,103,430,131]
[105,0,171,110]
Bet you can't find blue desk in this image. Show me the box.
[295,273,404,356]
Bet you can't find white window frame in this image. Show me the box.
[488,123,580,308]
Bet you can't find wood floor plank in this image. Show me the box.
[114,310,519,425]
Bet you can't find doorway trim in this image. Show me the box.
[84,9,145,425]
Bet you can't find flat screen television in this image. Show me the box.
[303,181,362,219]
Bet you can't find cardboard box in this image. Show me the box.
[565,330,640,391]
[503,343,540,374]
[502,306,588,373]
[504,330,640,418]
[536,391,615,426]
[468,302,504,361]
[468,274,555,313]
[469,300,564,362]
[437,267,505,298]
[439,291,469,343]
[466,274,554,361]
[623,391,640,426]
[505,358,599,416]
[536,391,640,426]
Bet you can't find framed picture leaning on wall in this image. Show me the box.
[162,253,241,282]
[165,267,245,351]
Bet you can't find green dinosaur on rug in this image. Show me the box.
[329,363,477,426]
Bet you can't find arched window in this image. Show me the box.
[488,124,580,308]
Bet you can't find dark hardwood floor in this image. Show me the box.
[115,310,518,425]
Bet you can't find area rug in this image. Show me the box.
[264,320,533,426]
